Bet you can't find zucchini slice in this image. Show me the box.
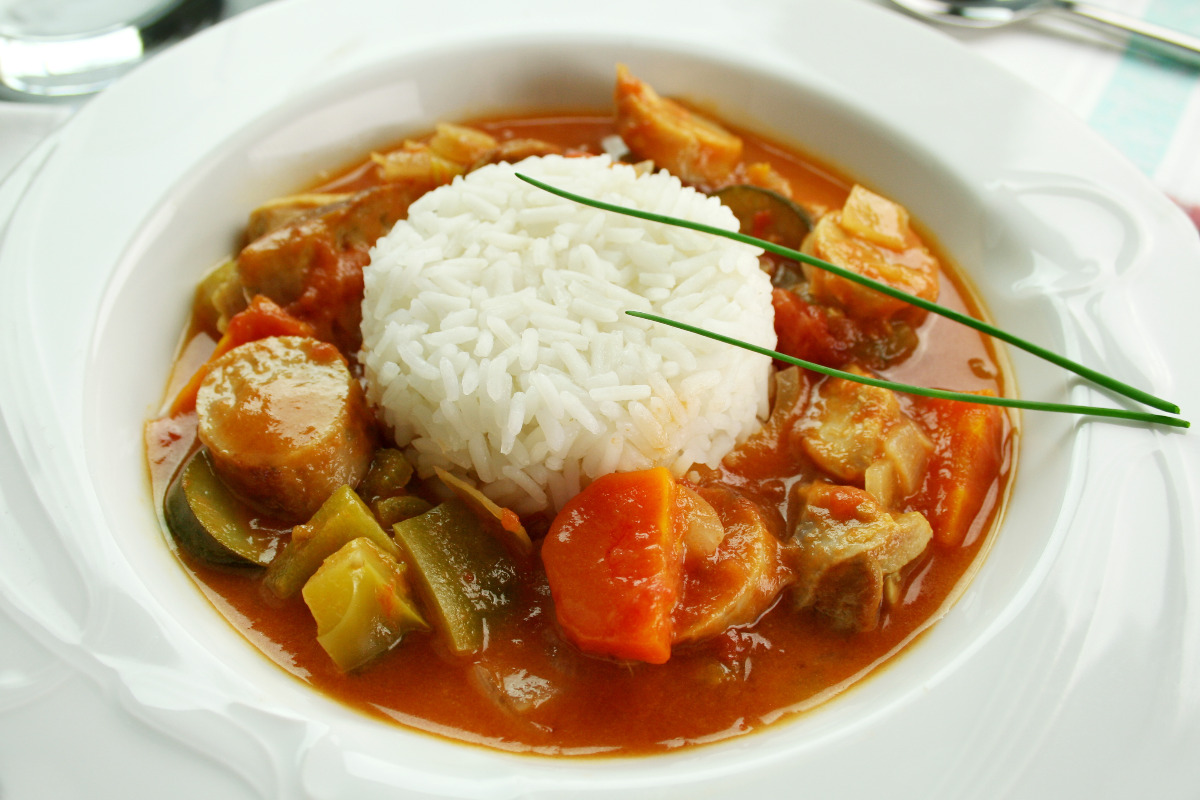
[163,448,279,567]
[302,537,429,672]
[715,184,813,251]
[373,494,433,529]
[265,484,401,599]
[392,499,517,657]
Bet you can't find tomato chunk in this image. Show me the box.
[771,287,857,368]
[168,295,315,416]
[541,468,685,664]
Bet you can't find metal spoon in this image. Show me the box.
[888,0,1200,62]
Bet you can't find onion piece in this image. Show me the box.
[435,466,532,555]
[677,485,725,559]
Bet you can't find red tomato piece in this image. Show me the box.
[771,287,856,368]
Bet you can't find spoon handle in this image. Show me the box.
[1059,1,1200,61]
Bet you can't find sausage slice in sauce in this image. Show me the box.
[196,335,374,522]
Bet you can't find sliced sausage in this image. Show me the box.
[235,181,428,352]
[196,335,374,522]
[672,485,792,645]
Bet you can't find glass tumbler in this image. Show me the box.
[0,0,222,98]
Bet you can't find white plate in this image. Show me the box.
[1,0,1198,797]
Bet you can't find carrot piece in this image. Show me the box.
[223,293,317,344]
[913,395,1009,547]
[167,295,315,416]
[541,467,684,664]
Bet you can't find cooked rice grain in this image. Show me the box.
[360,155,775,514]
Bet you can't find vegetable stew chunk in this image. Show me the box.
[788,482,932,632]
[196,335,373,522]
[803,185,939,326]
[542,468,685,664]
[265,485,401,598]
[910,395,1010,547]
[392,499,519,657]
[614,64,742,187]
[235,181,430,351]
[799,369,933,509]
[302,537,428,672]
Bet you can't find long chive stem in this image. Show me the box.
[517,173,1183,416]
[627,310,1189,429]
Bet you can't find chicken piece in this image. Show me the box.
[196,335,374,522]
[243,193,352,245]
[803,185,939,326]
[788,482,932,632]
[673,485,792,645]
[798,368,933,508]
[236,181,427,352]
[614,64,742,187]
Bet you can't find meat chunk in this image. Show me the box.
[673,485,792,645]
[803,185,939,326]
[235,181,427,352]
[238,182,425,304]
[614,64,742,187]
[196,335,374,522]
[243,193,352,245]
[788,482,932,632]
[798,368,933,509]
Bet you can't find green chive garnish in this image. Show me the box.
[627,310,1188,428]
[516,172,1188,428]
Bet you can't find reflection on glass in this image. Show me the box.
[0,0,222,98]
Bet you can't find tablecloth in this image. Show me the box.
[866,0,1200,226]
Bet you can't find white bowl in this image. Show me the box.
[2,1,1198,797]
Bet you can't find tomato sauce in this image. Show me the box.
[147,110,1015,755]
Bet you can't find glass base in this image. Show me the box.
[0,0,222,98]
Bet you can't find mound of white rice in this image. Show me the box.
[360,154,776,514]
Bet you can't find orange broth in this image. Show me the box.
[146,111,1014,755]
